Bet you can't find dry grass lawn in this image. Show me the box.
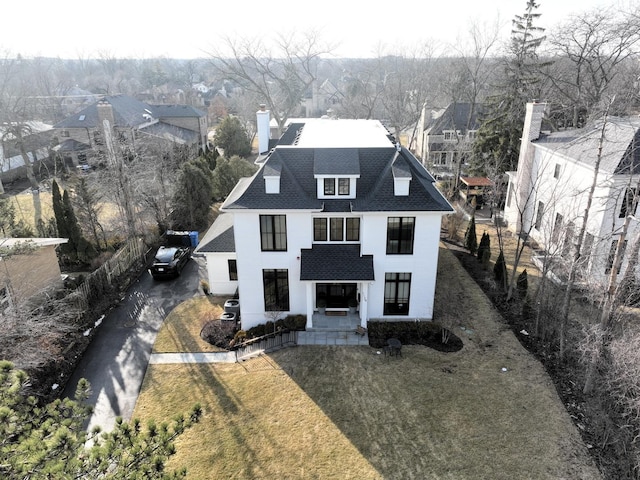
[133,248,601,479]
[153,296,226,353]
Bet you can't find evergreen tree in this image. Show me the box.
[472,0,548,175]
[517,269,529,298]
[211,155,258,201]
[477,232,492,269]
[52,179,96,263]
[494,249,508,292]
[464,215,478,255]
[171,158,215,231]
[0,361,201,479]
[213,116,252,158]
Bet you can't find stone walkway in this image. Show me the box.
[148,330,370,364]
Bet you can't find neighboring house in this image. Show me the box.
[504,101,640,285]
[303,79,343,118]
[0,121,54,184]
[414,102,483,178]
[0,238,68,311]
[52,94,207,168]
[196,108,453,331]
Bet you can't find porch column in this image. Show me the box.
[359,282,369,328]
[305,282,313,329]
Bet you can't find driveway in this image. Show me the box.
[62,255,207,432]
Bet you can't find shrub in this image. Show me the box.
[200,320,236,348]
[517,269,528,298]
[464,215,478,254]
[494,249,508,292]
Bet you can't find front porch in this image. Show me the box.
[309,311,361,331]
[298,311,369,345]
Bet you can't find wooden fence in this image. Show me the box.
[235,330,298,361]
[74,237,147,307]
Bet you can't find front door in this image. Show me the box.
[316,283,357,308]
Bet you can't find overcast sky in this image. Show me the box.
[1,0,632,59]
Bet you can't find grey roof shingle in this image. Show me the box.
[222,145,452,213]
[195,213,235,253]
[300,244,374,281]
[535,117,640,175]
[54,95,153,129]
[151,104,206,118]
[426,103,485,134]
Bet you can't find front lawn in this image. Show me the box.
[133,248,600,479]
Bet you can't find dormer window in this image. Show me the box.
[338,178,350,195]
[324,178,335,195]
[443,131,455,141]
[319,177,355,198]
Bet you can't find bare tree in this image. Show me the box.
[545,6,640,126]
[206,31,334,136]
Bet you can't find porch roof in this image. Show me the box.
[300,244,374,281]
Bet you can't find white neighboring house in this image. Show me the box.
[196,110,453,331]
[504,102,640,285]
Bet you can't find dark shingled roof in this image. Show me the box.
[195,214,235,253]
[278,123,305,145]
[151,104,206,118]
[314,149,360,175]
[54,95,153,129]
[426,102,485,134]
[222,145,452,213]
[300,244,374,281]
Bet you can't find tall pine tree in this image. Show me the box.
[472,0,548,175]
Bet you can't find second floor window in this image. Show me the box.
[314,217,360,242]
[386,217,415,254]
[260,215,287,251]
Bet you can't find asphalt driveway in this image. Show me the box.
[62,255,207,432]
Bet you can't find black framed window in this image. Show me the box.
[314,218,327,241]
[554,164,561,179]
[535,201,544,230]
[260,215,287,251]
[605,239,627,274]
[386,217,415,254]
[330,218,344,241]
[619,188,638,218]
[324,178,335,195]
[384,273,411,315]
[263,269,289,311]
[346,218,360,241]
[228,259,237,281]
[338,178,350,195]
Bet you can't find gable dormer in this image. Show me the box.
[263,160,281,194]
[392,151,412,196]
[313,148,360,199]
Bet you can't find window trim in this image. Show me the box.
[386,217,415,254]
[263,269,290,311]
[324,178,335,195]
[313,218,327,241]
[228,259,238,281]
[260,215,287,251]
[338,178,350,195]
[383,272,411,315]
[535,201,544,230]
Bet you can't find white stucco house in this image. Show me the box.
[196,109,453,331]
[504,101,640,285]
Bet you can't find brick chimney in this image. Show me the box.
[97,100,115,134]
[256,104,271,155]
